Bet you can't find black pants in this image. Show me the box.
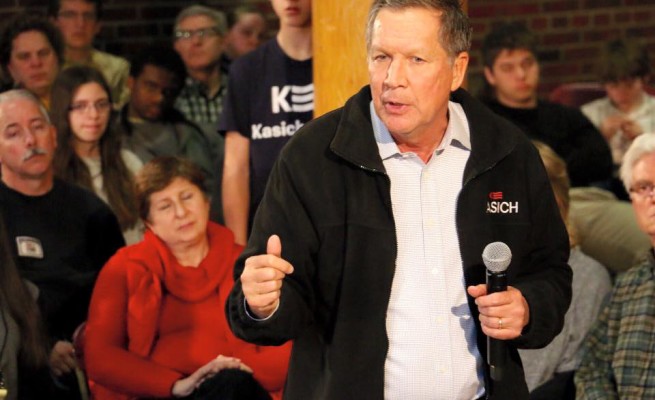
[183,369,272,400]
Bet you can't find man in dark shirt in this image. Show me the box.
[480,22,612,188]
[0,89,124,399]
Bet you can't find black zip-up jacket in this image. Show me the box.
[227,86,572,399]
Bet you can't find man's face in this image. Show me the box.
[173,14,223,72]
[128,64,181,122]
[7,31,60,98]
[0,97,57,183]
[368,7,468,143]
[484,48,539,108]
[604,77,644,113]
[629,152,655,242]
[52,0,100,51]
[271,0,311,29]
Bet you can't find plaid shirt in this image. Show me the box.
[575,250,655,399]
[175,74,228,125]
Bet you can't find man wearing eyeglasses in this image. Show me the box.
[173,5,228,130]
[48,0,130,108]
[173,5,230,223]
[576,132,655,398]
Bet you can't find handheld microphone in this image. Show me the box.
[482,241,512,381]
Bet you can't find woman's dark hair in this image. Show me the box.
[0,214,48,370]
[51,65,139,230]
[0,13,64,77]
[226,5,264,28]
[598,39,652,83]
[135,156,207,222]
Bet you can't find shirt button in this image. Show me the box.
[431,268,439,276]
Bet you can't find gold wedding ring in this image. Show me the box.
[498,318,503,329]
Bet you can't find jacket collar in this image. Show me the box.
[330,86,519,181]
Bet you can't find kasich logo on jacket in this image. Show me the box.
[486,191,519,214]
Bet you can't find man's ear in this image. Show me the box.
[127,76,135,91]
[450,52,469,91]
[483,66,497,87]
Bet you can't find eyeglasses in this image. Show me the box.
[69,100,112,114]
[57,10,97,22]
[174,27,220,41]
[629,182,655,200]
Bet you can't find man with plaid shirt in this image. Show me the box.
[575,133,655,398]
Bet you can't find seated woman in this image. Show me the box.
[519,142,612,399]
[84,156,291,399]
[0,213,50,400]
[51,65,143,244]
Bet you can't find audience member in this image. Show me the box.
[48,0,131,108]
[581,39,654,166]
[173,5,230,223]
[480,22,613,188]
[119,45,216,217]
[575,133,655,398]
[226,1,572,399]
[173,5,228,129]
[0,89,124,399]
[0,213,51,400]
[51,65,143,244]
[0,14,63,109]
[221,5,267,72]
[84,156,291,400]
[519,141,611,399]
[569,185,650,274]
[219,0,313,245]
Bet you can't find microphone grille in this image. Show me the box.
[482,242,512,273]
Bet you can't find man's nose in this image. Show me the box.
[384,59,408,88]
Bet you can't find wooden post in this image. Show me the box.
[312,1,370,117]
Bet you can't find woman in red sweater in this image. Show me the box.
[84,156,291,399]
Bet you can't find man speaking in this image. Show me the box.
[226,1,572,399]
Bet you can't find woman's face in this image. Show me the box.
[68,82,110,151]
[146,177,210,250]
[226,12,266,58]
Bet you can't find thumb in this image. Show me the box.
[266,234,282,257]
[467,284,487,298]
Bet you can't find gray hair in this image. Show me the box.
[0,89,50,124]
[174,5,227,37]
[620,133,655,191]
[365,0,472,59]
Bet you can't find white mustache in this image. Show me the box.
[22,148,47,161]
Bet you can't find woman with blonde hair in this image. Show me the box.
[518,141,612,399]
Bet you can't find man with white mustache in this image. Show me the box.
[0,89,124,399]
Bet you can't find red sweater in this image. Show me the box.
[84,222,291,399]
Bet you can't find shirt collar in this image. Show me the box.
[370,100,471,161]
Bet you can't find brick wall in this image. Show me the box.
[1,0,653,100]
[468,0,655,98]
[0,0,273,56]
